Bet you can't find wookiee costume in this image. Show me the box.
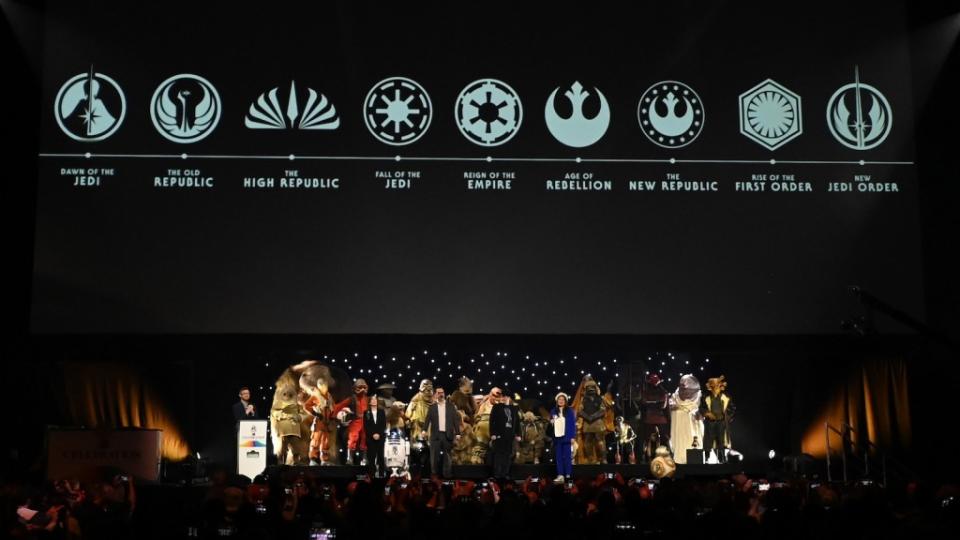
[449,377,477,424]
[575,377,608,464]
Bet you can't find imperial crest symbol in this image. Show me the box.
[638,81,704,148]
[150,74,221,143]
[544,81,610,148]
[455,78,523,146]
[827,66,892,150]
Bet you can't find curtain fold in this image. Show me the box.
[62,362,190,461]
[802,358,910,458]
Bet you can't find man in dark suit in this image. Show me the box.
[233,387,258,427]
[364,395,387,476]
[489,395,521,480]
[422,387,460,478]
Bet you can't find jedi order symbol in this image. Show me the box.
[54,66,126,142]
[544,81,610,148]
[151,74,221,143]
[364,77,432,145]
[638,81,704,148]
[827,66,892,151]
[455,78,523,146]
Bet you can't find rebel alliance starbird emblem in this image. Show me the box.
[638,81,704,148]
[544,81,610,148]
[827,66,892,151]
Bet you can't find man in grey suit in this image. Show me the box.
[421,387,460,478]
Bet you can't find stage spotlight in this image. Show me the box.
[768,449,776,459]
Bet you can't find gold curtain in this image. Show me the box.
[802,358,911,457]
[62,363,190,461]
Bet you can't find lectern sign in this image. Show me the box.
[237,420,268,479]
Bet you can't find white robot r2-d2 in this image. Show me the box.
[385,431,411,480]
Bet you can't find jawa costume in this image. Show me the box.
[700,376,736,464]
[332,378,370,465]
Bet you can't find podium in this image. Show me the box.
[237,419,268,479]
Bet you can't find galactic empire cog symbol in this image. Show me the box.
[638,81,704,148]
[364,77,432,145]
[739,79,802,150]
[455,78,523,146]
[827,66,892,151]
[150,74,221,143]
[54,66,126,142]
[245,81,339,130]
[544,81,610,148]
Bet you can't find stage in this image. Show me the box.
[263,461,775,481]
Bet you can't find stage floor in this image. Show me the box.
[267,461,771,480]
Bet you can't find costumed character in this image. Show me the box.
[376,383,398,410]
[449,377,477,424]
[332,378,370,465]
[615,416,637,464]
[572,376,609,464]
[471,387,501,465]
[295,360,351,465]
[271,360,336,465]
[649,445,677,479]
[303,377,334,465]
[641,373,670,459]
[270,375,306,465]
[517,410,548,464]
[386,400,407,435]
[700,376,736,464]
[668,374,703,464]
[405,379,434,473]
[451,409,477,465]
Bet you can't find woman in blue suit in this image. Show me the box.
[550,392,576,483]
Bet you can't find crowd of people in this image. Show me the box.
[5,467,958,540]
